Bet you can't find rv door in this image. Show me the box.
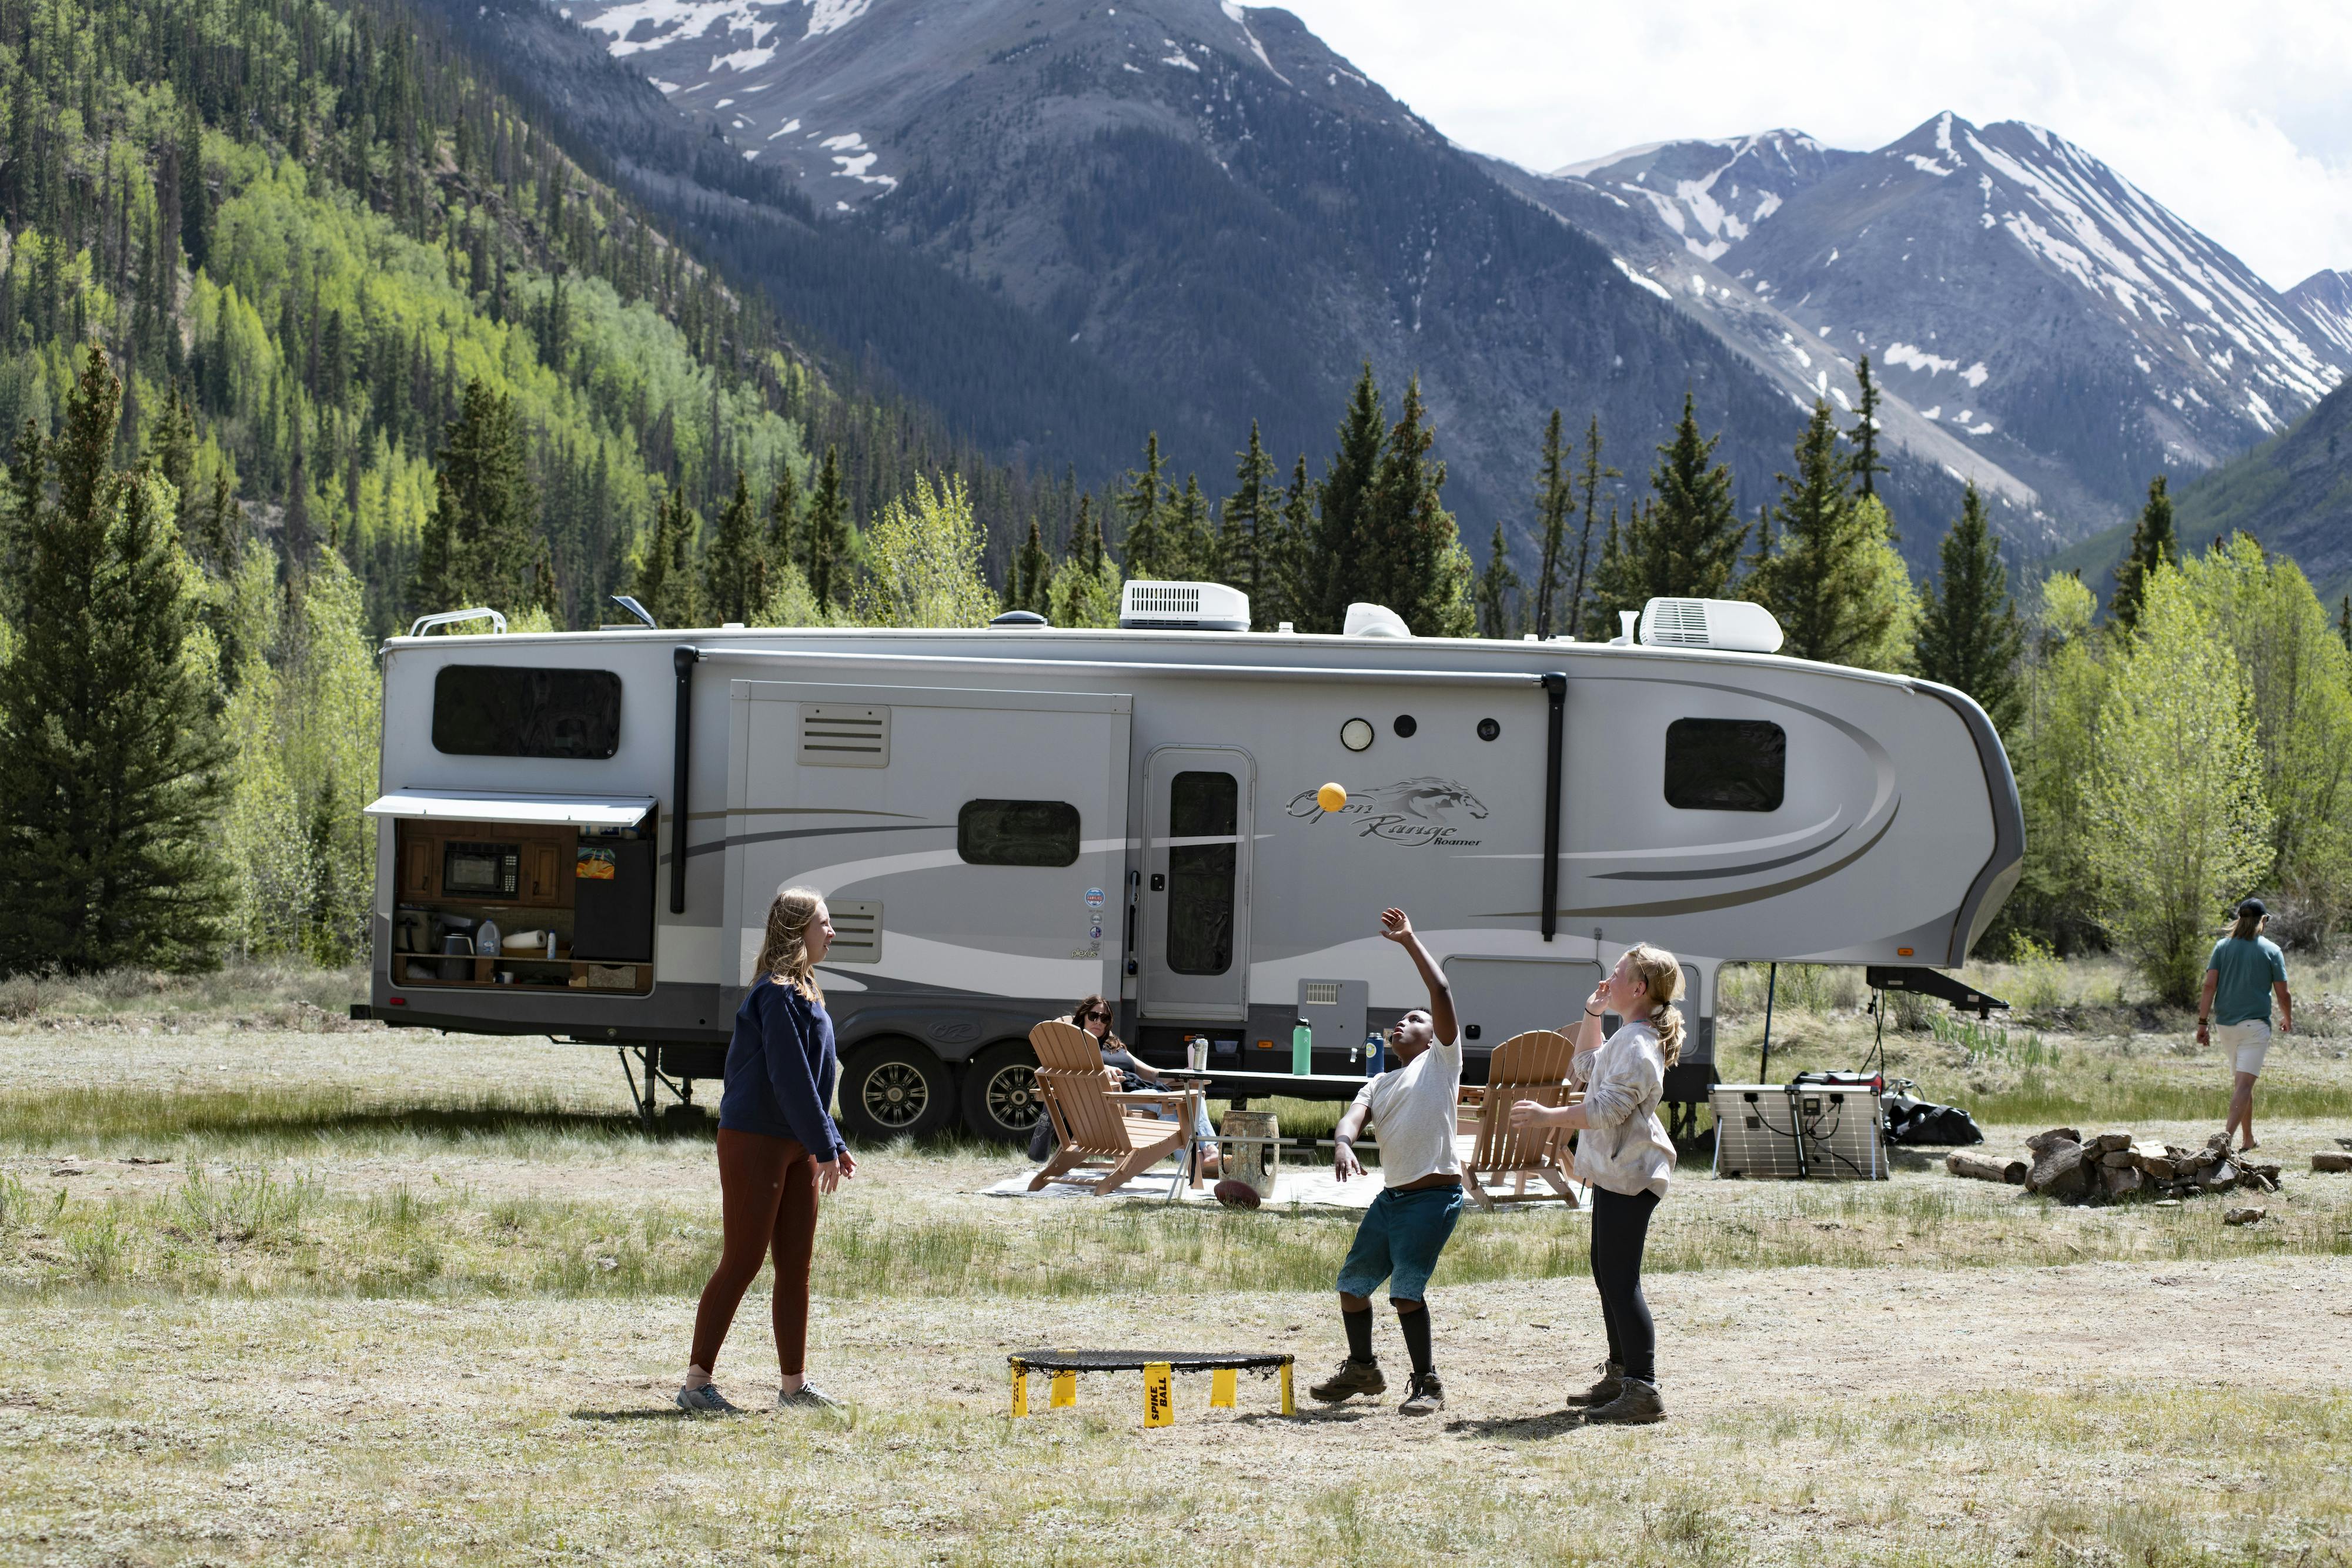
[1139,747,1254,1022]
[717,681,1132,1014]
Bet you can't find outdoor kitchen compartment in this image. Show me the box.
[572,839,654,962]
[386,813,654,994]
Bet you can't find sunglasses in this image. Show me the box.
[1082,1011,1109,1023]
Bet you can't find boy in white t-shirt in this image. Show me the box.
[1308,907,1464,1416]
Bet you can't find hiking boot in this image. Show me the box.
[777,1382,843,1412]
[1566,1360,1623,1407]
[674,1381,740,1413]
[1308,1356,1387,1403]
[1585,1376,1665,1425]
[1397,1372,1445,1416]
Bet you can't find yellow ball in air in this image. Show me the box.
[1316,782,1348,813]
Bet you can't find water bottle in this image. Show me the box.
[1364,1029,1385,1077]
[1291,1017,1312,1076]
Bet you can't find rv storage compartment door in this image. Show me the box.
[721,681,1132,1012]
[1444,957,1603,1055]
[1140,747,1254,1022]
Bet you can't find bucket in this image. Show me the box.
[1221,1109,1279,1202]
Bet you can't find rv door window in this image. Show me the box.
[1165,771,1237,975]
[432,667,622,760]
[957,800,1081,867]
[1663,718,1785,812]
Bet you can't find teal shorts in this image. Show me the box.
[1335,1185,1464,1302]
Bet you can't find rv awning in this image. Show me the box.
[362,789,657,828]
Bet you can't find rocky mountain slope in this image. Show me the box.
[1515,114,2346,535]
[455,0,1977,554]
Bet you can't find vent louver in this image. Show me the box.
[799,704,889,767]
[1303,981,1341,1005]
[824,901,881,962]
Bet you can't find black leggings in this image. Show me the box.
[1589,1185,1662,1383]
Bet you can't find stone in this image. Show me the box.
[2129,1141,2169,1164]
[2202,1160,2240,1188]
[2027,1128,2083,1154]
[2142,1156,2179,1181]
[2100,1164,2144,1197]
[2092,1132,2134,1154]
[2223,1206,2267,1226]
[2100,1149,2137,1168]
[2027,1140,2085,1195]
[2313,1152,2352,1174]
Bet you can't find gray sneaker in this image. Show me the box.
[1566,1360,1624,1407]
[675,1382,739,1413]
[1585,1376,1665,1424]
[1308,1357,1387,1403]
[1397,1372,1445,1416]
[777,1382,843,1412]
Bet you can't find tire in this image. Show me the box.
[836,1038,956,1144]
[960,1039,1046,1143]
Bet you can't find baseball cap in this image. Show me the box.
[2237,897,2266,919]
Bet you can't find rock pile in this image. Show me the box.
[1947,1129,2283,1202]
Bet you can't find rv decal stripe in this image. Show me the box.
[663,824,951,864]
[1457,807,1846,863]
[1486,804,1900,921]
[1594,824,1853,881]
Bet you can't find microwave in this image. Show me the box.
[443,841,522,900]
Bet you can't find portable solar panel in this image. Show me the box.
[1790,1084,1886,1180]
[1710,1083,1887,1180]
[1710,1084,1808,1179]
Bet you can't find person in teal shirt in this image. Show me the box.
[2197,897,2293,1152]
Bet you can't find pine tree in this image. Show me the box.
[417,380,536,612]
[0,347,231,974]
[1643,391,1746,599]
[146,383,196,541]
[178,99,210,272]
[2112,473,2179,632]
[1166,473,1214,581]
[634,488,701,628]
[1115,432,1171,580]
[1849,355,1887,499]
[0,417,42,627]
[1271,456,1314,628]
[2339,594,2350,654]
[1358,376,1475,636]
[1529,409,1571,639]
[1915,482,2024,733]
[1476,521,1521,639]
[1568,414,1617,637]
[1011,515,1052,614]
[1047,494,1122,630]
[1581,502,1632,640]
[702,468,766,623]
[807,444,846,613]
[1224,420,1277,620]
[767,460,801,571]
[1745,398,1896,666]
[1302,363,1388,631]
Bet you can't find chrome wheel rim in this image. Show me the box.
[861,1061,931,1128]
[984,1064,1042,1131]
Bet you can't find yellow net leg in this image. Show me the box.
[1050,1370,1076,1409]
[1210,1368,1237,1409]
[1143,1362,1173,1427]
[1010,1366,1029,1418]
[1279,1360,1295,1416]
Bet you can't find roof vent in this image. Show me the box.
[1120,580,1250,631]
[989,610,1047,628]
[1636,597,1785,653]
[1343,602,1411,638]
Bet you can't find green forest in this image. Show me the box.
[2,0,2347,998]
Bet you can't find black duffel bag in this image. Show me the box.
[1882,1090,1984,1146]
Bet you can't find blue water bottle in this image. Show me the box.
[1364,1029,1384,1076]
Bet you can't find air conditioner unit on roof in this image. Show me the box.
[1120,580,1251,631]
[1638,597,1784,653]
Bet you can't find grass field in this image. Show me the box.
[4,958,2351,1566]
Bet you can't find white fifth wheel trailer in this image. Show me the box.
[358,586,2022,1142]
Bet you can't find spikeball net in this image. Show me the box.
[1006,1349,1296,1423]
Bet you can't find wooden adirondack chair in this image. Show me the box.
[1027,1020,1200,1196]
[1456,1029,1583,1209]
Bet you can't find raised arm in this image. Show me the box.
[1379,908,1456,1046]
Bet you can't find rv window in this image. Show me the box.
[432,667,622,760]
[957,800,1081,867]
[1663,718,1785,812]
[1166,771,1237,976]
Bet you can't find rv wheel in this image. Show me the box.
[960,1040,1045,1143]
[836,1039,955,1144]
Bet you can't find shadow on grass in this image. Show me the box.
[1445,1410,1586,1439]
[569,1407,697,1423]
[0,1086,716,1149]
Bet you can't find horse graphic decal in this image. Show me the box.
[1286,776,1488,847]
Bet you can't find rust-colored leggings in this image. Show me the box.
[690,1129,820,1378]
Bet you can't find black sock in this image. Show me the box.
[1395,1305,1432,1378]
[1342,1306,1375,1363]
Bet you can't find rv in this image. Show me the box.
[360,586,2022,1142]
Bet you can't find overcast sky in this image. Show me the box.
[1275,0,2352,291]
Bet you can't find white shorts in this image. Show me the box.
[2214,1018,2270,1076]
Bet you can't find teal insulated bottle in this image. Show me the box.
[1291,1017,1312,1075]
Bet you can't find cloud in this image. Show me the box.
[1277,0,2352,289]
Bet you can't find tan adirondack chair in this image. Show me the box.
[1455,1029,1583,1209]
[1027,1020,1199,1196]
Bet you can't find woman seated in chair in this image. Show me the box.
[1066,994,1220,1178]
